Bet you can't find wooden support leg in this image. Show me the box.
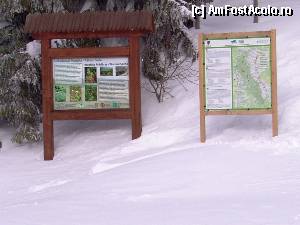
[272,112,278,137]
[271,29,278,137]
[41,38,54,160]
[132,111,142,140]
[199,33,206,143]
[43,95,54,160]
[200,112,206,143]
[130,36,142,140]
[43,118,54,160]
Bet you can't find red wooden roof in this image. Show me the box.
[24,11,154,34]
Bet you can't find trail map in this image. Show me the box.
[204,37,272,110]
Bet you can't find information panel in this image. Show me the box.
[204,37,272,110]
[53,57,129,110]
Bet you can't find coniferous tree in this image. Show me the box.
[174,0,214,29]
[143,0,197,102]
[0,51,41,143]
[0,0,64,143]
[253,0,259,23]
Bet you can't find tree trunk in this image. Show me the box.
[253,0,259,23]
[194,0,201,29]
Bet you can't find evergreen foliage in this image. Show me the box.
[142,0,197,101]
[0,24,29,54]
[0,51,41,143]
[54,38,103,48]
[0,0,63,143]
[0,0,64,23]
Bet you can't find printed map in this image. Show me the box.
[232,46,272,109]
[204,37,272,110]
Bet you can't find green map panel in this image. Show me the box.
[232,46,271,109]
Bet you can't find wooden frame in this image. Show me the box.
[24,10,154,160]
[38,33,143,160]
[199,30,278,142]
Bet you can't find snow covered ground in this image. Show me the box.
[1,1,300,225]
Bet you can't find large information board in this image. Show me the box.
[25,11,152,160]
[53,57,129,110]
[205,37,271,110]
[198,30,278,143]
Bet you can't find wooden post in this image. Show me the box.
[129,36,142,139]
[194,0,201,29]
[271,29,278,137]
[41,39,54,160]
[199,33,206,143]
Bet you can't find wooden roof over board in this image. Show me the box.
[24,10,154,36]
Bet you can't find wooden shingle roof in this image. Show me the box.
[24,11,154,34]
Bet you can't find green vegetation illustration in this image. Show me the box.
[85,85,97,101]
[55,85,67,102]
[85,67,97,83]
[70,85,82,102]
[100,67,113,76]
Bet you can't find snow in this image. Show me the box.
[81,0,97,12]
[0,21,9,29]
[1,0,300,224]
[26,40,41,58]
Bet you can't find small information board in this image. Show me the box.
[53,57,129,110]
[205,37,271,110]
[199,30,278,142]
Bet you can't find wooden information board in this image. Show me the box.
[198,30,278,142]
[24,11,154,160]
